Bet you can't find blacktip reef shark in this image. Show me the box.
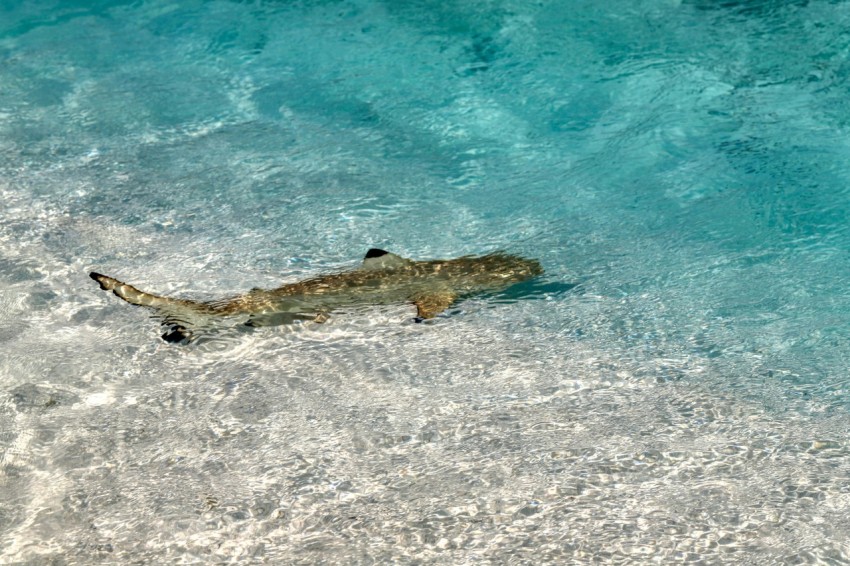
[90,248,544,344]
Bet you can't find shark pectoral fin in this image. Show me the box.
[413,292,457,320]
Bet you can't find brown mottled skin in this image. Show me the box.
[90,249,542,342]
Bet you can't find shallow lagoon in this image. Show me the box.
[2,0,850,563]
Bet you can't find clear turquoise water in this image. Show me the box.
[3,0,850,563]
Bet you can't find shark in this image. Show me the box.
[89,248,544,344]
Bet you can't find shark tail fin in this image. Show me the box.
[90,272,214,344]
[89,272,212,314]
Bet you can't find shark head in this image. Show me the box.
[350,248,543,321]
[429,252,544,288]
[358,248,541,290]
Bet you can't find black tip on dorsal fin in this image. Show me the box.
[365,248,389,259]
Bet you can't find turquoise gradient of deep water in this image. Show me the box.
[3,0,850,563]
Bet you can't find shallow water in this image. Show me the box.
[2,0,850,563]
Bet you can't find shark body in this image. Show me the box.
[90,248,543,343]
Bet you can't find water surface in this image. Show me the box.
[2,0,850,563]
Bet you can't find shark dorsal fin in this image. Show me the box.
[362,248,411,270]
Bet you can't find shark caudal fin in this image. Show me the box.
[89,272,212,344]
[90,272,180,309]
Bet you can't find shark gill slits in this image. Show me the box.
[364,248,389,259]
